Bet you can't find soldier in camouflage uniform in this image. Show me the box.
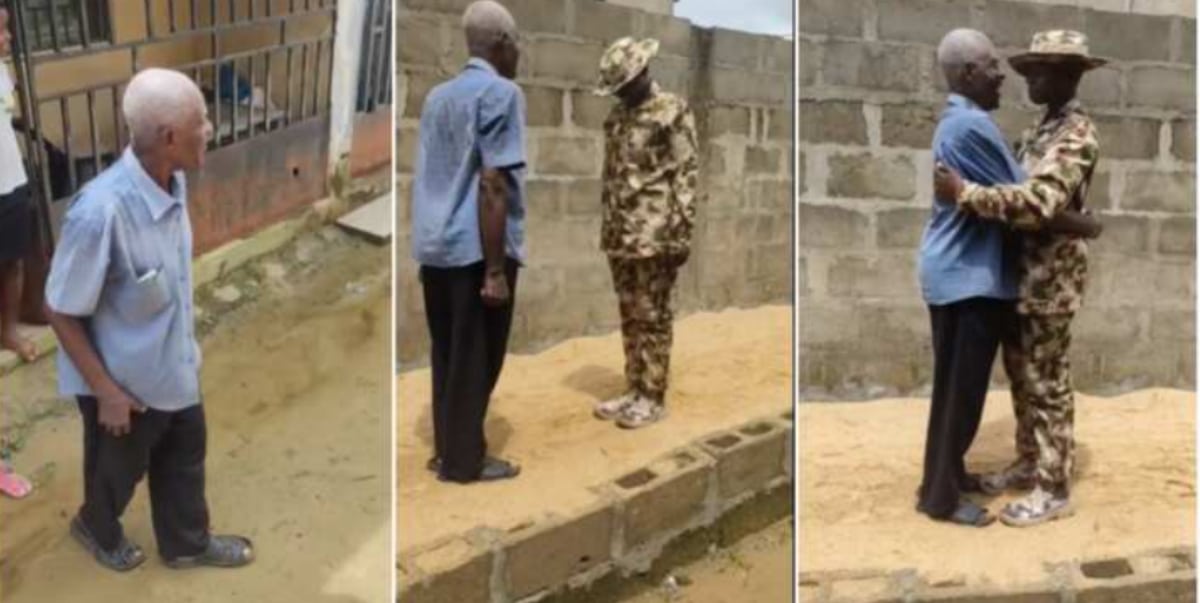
[934,30,1106,527]
[591,37,699,429]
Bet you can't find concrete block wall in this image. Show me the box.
[798,0,1197,397]
[396,0,792,365]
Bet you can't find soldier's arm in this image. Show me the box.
[948,125,1098,231]
[668,106,699,226]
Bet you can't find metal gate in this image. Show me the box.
[7,0,337,244]
[356,0,390,114]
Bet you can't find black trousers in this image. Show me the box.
[77,396,210,559]
[421,260,518,481]
[917,297,1016,518]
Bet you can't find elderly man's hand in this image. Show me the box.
[97,386,146,437]
[933,162,964,203]
[481,269,510,307]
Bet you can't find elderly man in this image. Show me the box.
[411,0,524,483]
[934,31,1106,527]
[592,37,699,429]
[45,68,252,571]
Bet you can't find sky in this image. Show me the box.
[673,0,792,37]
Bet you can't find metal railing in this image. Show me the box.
[356,0,390,113]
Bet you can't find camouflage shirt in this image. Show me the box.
[957,100,1099,316]
[601,83,699,258]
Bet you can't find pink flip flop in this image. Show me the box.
[0,467,33,499]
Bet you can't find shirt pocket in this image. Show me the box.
[116,266,175,323]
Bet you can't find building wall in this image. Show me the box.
[396,0,793,365]
[798,0,1196,397]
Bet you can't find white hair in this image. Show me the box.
[937,28,995,82]
[122,68,205,149]
[462,1,517,56]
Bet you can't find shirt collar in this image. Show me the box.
[121,147,184,222]
[465,57,499,75]
[947,93,981,111]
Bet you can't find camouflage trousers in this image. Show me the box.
[1002,312,1076,496]
[608,255,681,402]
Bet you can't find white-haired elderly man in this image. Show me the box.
[411,0,524,484]
[44,68,253,571]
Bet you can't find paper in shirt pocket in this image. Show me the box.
[120,266,174,322]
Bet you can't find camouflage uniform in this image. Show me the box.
[956,98,1099,496]
[598,40,699,404]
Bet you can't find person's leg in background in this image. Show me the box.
[0,186,35,362]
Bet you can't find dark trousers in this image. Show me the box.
[917,297,1015,518]
[77,396,210,559]
[421,260,518,481]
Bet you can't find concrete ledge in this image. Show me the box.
[800,547,1198,602]
[396,411,796,603]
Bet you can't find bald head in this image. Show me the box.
[123,69,211,170]
[462,1,519,79]
[936,28,1004,110]
[123,69,205,149]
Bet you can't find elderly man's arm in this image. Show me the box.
[43,210,145,436]
[475,80,525,306]
[935,123,1099,232]
[479,168,509,305]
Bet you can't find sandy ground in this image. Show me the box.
[0,230,392,602]
[396,306,791,553]
[799,389,1195,588]
[622,519,793,603]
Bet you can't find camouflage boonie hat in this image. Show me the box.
[1009,30,1107,74]
[595,37,659,96]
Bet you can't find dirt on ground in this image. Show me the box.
[621,519,793,603]
[799,389,1196,589]
[396,305,792,553]
[0,227,392,602]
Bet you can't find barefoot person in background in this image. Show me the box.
[0,7,36,364]
[411,0,524,483]
[934,30,1106,528]
[44,68,252,572]
[592,37,699,430]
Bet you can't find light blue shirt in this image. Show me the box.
[411,58,527,267]
[918,94,1025,306]
[45,147,201,412]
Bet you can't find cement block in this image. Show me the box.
[798,0,866,38]
[530,39,604,85]
[875,0,973,46]
[398,12,445,69]
[610,447,714,551]
[505,0,569,35]
[707,105,752,137]
[1121,170,1196,212]
[525,86,565,128]
[799,38,820,88]
[710,69,789,105]
[1151,309,1195,342]
[699,421,787,501]
[822,40,921,93]
[1085,8,1174,62]
[763,37,792,75]
[1078,65,1123,109]
[826,253,919,299]
[800,100,867,145]
[983,1,1084,50]
[768,107,793,141]
[570,91,613,131]
[876,207,930,249]
[562,179,604,217]
[1158,216,1196,255]
[397,124,419,173]
[1127,67,1196,112]
[1089,170,1114,210]
[1092,116,1162,160]
[572,0,637,44]
[828,153,917,201]
[857,304,930,347]
[399,537,493,603]
[799,203,871,249]
[403,71,442,119]
[1076,572,1197,603]
[637,12,695,57]
[534,135,602,177]
[503,504,615,600]
[1171,119,1195,162]
[712,27,764,70]
[828,575,894,603]
[1074,307,1143,345]
[880,102,939,149]
[745,146,783,175]
[1090,214,1151,255]
[1182,18,1196,64]
[919,586,1060,603]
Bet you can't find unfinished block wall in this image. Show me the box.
[798,0,1196,397]
[396,0,793,365]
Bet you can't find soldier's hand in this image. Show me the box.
[933,162,963,202]
[481,270,510,307]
